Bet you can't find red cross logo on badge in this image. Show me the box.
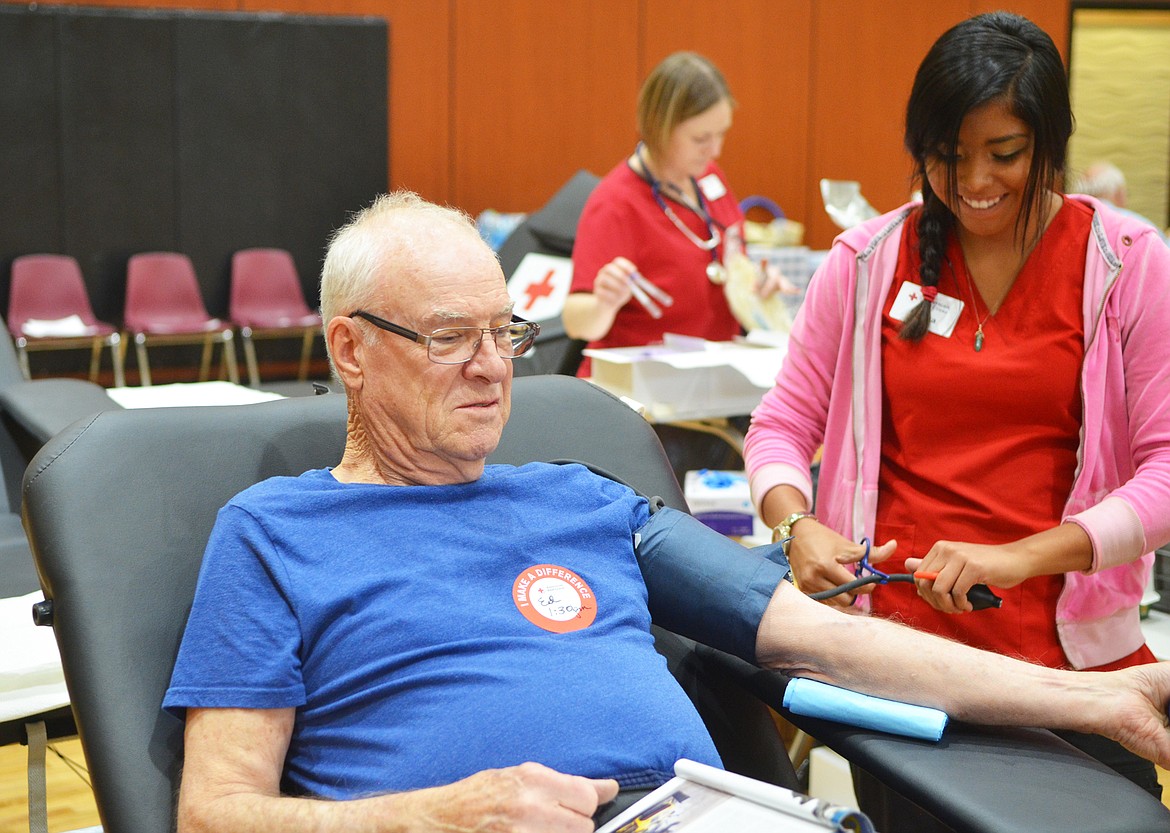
[512,564,597,633]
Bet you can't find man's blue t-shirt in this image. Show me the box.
[164,462,720,798]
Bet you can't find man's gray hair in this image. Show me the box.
[1073,161,1127,202]
[319,191,480,326]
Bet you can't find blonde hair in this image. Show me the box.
[637,52,734,159]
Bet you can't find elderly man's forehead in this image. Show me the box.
[369,221,503,305]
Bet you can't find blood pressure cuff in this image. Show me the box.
[634,506,791,664]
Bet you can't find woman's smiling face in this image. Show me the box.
[926,98,1035,245]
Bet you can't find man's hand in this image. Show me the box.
[179,707,618,833]
[1095,664,1170,769]
[401,763,619,832]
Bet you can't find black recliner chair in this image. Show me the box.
[499,169,599,378]
[21,375,1170,833]
[0,322,121,599]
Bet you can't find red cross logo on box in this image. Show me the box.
[507,253,573,322]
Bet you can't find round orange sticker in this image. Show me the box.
[512,564,597,633]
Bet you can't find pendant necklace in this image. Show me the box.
[955,196,1051,352]
[958,254,994,352]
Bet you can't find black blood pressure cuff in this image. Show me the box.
[634,506,791,664]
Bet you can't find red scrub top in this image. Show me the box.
[871,198,1151,671]
[571,161,743,377]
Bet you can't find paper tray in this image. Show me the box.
[583,337,784,422]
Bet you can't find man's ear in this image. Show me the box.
[326,317,365,390]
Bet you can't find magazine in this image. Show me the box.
[596,759,874,833]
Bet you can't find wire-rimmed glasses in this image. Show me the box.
[350,310,540,364]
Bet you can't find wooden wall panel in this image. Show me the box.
[2,0,1079,250]
[805,1,965,248]
[451,0,638,212]
[27,0,240,9]
[643,0,813,239]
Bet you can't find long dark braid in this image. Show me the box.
[900,185,952,341]
[899,11,1072,343]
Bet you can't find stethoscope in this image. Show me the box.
[633,143,728,284]
[797,537,1003,611]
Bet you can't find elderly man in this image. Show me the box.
[165,191,1170,833]
[1073,160,1170,244]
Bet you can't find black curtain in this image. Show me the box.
[0,5,387,334]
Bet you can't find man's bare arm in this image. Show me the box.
[755,580,1170,767]
[177,707,618,833]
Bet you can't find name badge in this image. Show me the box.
[888,281,963,338]
[697,173,727,201]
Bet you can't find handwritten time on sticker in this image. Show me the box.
[512,564,597,633]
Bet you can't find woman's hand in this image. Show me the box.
[905,541,1030,614]
[787,519,897,609]
[562,257,639,341]
[754,261,802,299]
[591,257,638,312]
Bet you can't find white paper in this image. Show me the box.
[583,336,785,422]
[107,381,285,409]
[0,592,68,723]
[21,315,90,337]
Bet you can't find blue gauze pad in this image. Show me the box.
[783,678,948,741]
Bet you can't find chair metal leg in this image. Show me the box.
[88,338,102,383]
[15,344,31,381]
[241,330,261,387]
[297,329,314,382]
[110,333,126,388]
[788,728,816,769]
[134,335,152,386]
[221,330,240,385]
[198,335,214,382]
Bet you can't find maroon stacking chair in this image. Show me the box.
[123,253,238,386]
[229,248,322,386]
[8,254,125,386]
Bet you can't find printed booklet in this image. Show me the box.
[596,759,874,833]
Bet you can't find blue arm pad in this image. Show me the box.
[634,506,790,664]
[783,678,949,741]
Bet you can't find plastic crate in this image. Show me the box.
[745,244,828,321]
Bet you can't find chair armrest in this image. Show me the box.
[698,648,1170,833]
[0,379,123,447]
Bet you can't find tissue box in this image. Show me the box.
[685,469,759,538]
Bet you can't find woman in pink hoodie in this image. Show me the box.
[745,10,1170,814]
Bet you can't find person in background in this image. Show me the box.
[743,11,1170,828]
[167,190,1170,833]
[1071,160,1170,243]
[564,51,787,478]
[563,51,785,377]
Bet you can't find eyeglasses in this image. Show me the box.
[349,310,540,364]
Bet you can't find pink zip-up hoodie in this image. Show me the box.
[745,196,1170,668]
